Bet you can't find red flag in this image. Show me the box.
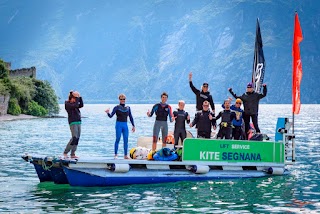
[292,13,303,114]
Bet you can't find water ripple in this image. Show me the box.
[0,104,319,212]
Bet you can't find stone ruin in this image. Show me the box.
[0,62,37,115]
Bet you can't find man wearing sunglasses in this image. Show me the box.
[189,72,215,112]
[228,82,267,139]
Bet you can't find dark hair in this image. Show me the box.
[161,92,168,98]
[68,91,74,101]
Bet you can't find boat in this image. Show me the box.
[22,117,296,187]
[22,14,303,187]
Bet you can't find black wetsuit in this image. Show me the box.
[173,109,190,146]
[215,109,237,139]
[189,81,215,111]
[191,110,215,139]
[229,85,267,138]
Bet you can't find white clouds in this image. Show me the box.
[75,60,83,69]
[76,9,94,21]
[8,10,18,24]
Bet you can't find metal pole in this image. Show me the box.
[292,112,295,162]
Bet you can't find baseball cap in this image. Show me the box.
[247,82,253,88]
[236,98,242,104]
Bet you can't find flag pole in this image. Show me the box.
[291,11,303,162]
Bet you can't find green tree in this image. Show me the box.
[0,58,59,116]
[0,59,9,79]
[26,100,48,116]
[7,98,21,115]
[0,79,10,95]
[33,79,59,115]
[10,77,35,112]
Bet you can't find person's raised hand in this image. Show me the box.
[72,91,80,98]
[189,72,192,81]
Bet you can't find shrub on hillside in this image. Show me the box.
[33,79,59,115]
[8,98,21,115]
[0,59,9,79]
[26,100,48,116]
[0,79,10,95]
[10,77,35,111]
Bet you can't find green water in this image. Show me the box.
[0,104,319,213]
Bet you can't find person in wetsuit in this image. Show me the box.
[63,90,84,159]
[190,101,215,139]
[215,99,239,139]
[189,72,215,112]
[222,98,245,140]
[173,100,190,147]
[229,82,267,139]
[147,92,174,151]
[105,94,135,159]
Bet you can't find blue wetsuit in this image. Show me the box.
[108,104,135,156]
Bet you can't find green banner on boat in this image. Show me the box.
[182,139,284,163]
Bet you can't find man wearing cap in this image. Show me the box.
[189,72,215,112]
[228,82,267,139]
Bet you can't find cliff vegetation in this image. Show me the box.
[0,59,59,116]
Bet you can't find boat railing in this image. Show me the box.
[278,119,296,165]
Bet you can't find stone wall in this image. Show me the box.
[0,95,10,116]
[0,62,37,116]
[4,62,11,70]
[9,66,36,78]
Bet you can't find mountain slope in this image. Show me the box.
[0,0,319,103]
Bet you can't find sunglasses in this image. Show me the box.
[203,105,209,107]
[203,85,208,88]
[236,102,242,104]
[120,98,126,100]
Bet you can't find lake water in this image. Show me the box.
[0,104,319,213]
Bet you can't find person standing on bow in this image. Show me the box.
[189,101,215,139]
[228,82,267,139]
[147,92,174,151]
[105,94,135,159]
[189,72,215,112]
[173,100,190,147]
[63,90,84,159]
